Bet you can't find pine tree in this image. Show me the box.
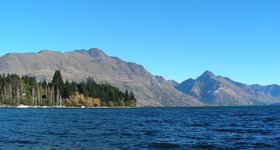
[0,71,137,107]
[124,89,129,106]
[78,82,89,98]
[52,70,64,87]
[52,70,64,105]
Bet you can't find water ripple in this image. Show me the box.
[0,107,279,149]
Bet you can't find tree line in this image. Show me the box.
[0,70,136,107]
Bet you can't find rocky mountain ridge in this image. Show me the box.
[0,48,201,107]
[175,71,280,106]
[1,48,279,106]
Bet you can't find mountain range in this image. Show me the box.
[0,48,200,107]
[175,71,280,106]
[0,48,279,106]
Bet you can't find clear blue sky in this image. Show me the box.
[0,0,279,85]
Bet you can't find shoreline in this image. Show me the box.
[0,105,136,109]
[0,105,277,109]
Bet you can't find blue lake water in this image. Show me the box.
[0,107,280,149]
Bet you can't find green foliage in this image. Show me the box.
[0,70,137,107]
[52,70,63,87]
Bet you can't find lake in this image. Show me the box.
[0,107,280,149]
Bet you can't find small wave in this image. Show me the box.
[190,144,215,149]
[188,123,210,127]
[236,113,258,116]
[45,131,68,136]
[148,142,180,148]
[264,117,277,122]
[253,142,274,148]
[216,128,238,133]
[247,129,272,135]
[79,127,96,130]
[235,141,247,145]
[143,130,158,136]
[5,140,39,145]
[120,132,134,137]
[216,128,272,134]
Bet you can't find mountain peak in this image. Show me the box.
[198,70,216,80]
[202,70,215,76]
[88,48,108,58]
[38,49,60,54]
[88,47,103,53]
[167,80,179,87]
[176,70,280,106]
[75,48,108,58]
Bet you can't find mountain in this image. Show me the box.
[167,80,179,87]
[175,71,280,106]
[270,103,280,106]
[0,48,201,107]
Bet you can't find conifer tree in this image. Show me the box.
[52,70,64,87]
[0,70,137,107]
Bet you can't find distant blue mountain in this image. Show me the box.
[176,71,280,106]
